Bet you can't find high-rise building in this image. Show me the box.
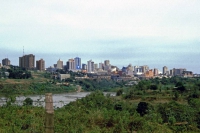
[36,59,45,71]
[104,60,111,71]
[126,64,134,77]
[170,69,174,76]
[134,65,149,74]
[104,60,110,66]
[82,64,87,70]
[87,60,94,73]
[142,65,149,73]
[163,66,168,75]
[94,64,98,70]
[145,69,154,78]
[19,54,35,69]
[99,63,104,69]
[154,68,158,76]
[2,58,10,66]
[57,59,63,69]
[67,59,75,70]
[173,68,186,76]
[74,57,81,70]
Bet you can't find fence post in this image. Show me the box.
[45,93,54,133]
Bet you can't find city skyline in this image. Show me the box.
[0,55,196,75]
[0,1,200,73]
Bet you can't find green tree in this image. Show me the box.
[116,89,123,96]
[23,97,33,106]
[136,102,150,116]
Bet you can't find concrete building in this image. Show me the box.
[58,74,70,81]
[154,68,159,76]
[104,65,111,71]
[82,64,87,70]
[182,71,193,78]
[134,66,143,76]
[87,60,94,73]
[104,60,110,66]
[104,60,111,71]
[170,69,174,76]
[163,66,168,75]
[94,64,98,70]
[19,54,35,69]
[2,58,10,66]
[99,63,104,69]
[126,64,134,77]
[57,59,63,69]
[67,59,75,71]
[173,68,186,76]
[74,57,81,70]
[46,66,57,73]
[36,59,45,71]
[142,65,149,73]
[144,69,154,78]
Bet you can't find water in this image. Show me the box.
[0,92,116,108]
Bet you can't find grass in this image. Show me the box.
[0,72,48,85]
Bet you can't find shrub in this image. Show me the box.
[23,97,33,106]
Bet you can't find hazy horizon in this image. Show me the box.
[0,1,200,73]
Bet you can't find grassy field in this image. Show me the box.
[0,71,49,85]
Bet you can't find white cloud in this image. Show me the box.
[0,0,200,72]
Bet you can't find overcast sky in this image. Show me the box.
[0,0,200,73]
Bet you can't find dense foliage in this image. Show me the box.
[0,66,32,79]
[1,74,200,132]
[1,90,200,132]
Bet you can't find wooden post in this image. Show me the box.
[45,93,54,133]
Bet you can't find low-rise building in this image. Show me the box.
[182,71,193,78]
[58,74,70,81]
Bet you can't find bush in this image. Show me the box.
[23,97,33,106]
[136,102,150,116]
[116,89,123,96]
[150,84,158,90]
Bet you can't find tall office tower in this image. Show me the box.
[142,65,149,73]
[99,63,104,69]
[163,66,168,75]
[67,59,75,70]
[154,68,158,76]
[104,60,110,66]
[82,64,87,70]
[19,54,35,69]
[87,60,94,73]
[2,58,10,66]
[0,63,1,67]
[74,57,81,70]
[57,59,63,69]
[36,59,45,71]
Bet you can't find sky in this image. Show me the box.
[0,0,200,73]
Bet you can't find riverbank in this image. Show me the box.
[0,92,116,108]
[1,91,200,133]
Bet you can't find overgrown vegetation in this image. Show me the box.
[0,90,200,132]
[1,71,200,132]
[0,66,32,79]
